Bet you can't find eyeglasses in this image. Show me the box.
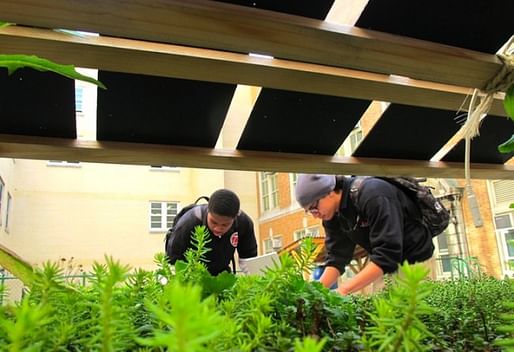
[305,199,321,215]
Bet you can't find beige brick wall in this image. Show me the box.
[0,159,245,272]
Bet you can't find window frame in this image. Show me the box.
[493,212,514,276]
[260,172,279,212]
[5,192,12,233]
[293,225,320,241]
[149,201,179,232]
[0,177,4,226]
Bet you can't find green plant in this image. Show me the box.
[174,225,212,285]
[494,277,514,351]
[83,257,135,351]
[138,280,229,352]
[423,275,511,351]
[294,336,328,352]
[0,54,106,89]
[362,262,435,352]
[499,84,514,153]
[1,227,512,351]
[0,243,35,287]
[0,22,105,92]
[0,298,53,351]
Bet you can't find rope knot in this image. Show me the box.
[484,53,514,94]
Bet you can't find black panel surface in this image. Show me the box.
[353,105,461,160]
[214,0,334,20]
[0,68,76,138]
[356,0,514,53]
[443,116,514,164]
[237,89,370,155]
[97,71,236,147]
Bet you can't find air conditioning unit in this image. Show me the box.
[272,239,282,249]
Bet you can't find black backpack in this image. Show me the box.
[165,196,209,250]
[350,176,450,237]
[164,195,239,274]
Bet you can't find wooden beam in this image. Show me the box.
[215,85,261,149]
[0,26,507,117]
[0,0,503,89]
[325,0,369,25]
[0,134,513,180]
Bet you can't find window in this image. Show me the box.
[439,254,453,273]
[47,160,81,167]
[492,180,514,206]
[435,228,451,276]
[263,238,273,253]
[293,226,320,241]
[504,229,514,257]
[5,193,11,232]
[349,129,363,152]
[336,124,364,156]
[149,165,179,172]
[291,173,299,188]
[289,173,300,207]
[75,86,84,112]
[150,201,178,231]
[0,177,4,226]
[495,214,512,229]
[495,212,514,275]
[260,172,279,211]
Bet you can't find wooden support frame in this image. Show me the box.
[0,1,511,179]
[0,134,512,179]
[0,26,507,117]
[0,0,504,89]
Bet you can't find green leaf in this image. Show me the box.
[505,84,514,120]
[0,243,35,286]
[0,54,106,89]
[498,134,514,153]
[0,22,10,28]
[201,271,237,296]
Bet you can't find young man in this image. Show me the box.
[295,174,434,295]
[166,189,257,276]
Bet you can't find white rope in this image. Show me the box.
[458,36,514,226]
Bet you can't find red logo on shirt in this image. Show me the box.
[230,232,239,247]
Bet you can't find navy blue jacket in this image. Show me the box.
[323,176,434,274]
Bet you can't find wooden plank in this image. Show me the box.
[0,134,512,180]
[0,0,503,89]
[325,0,369,25]
[216,85,261,149]
[0,26,507,117]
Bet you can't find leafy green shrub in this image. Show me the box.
[362,262,435,352]
[422,276,511,351]
[0,227,512,352]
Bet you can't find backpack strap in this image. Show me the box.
[165,196,209,250]
[348,176,371,231]
[193,196,209,204]
[349,176,372,208]
[230,213,240,274]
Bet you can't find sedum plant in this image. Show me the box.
[1,226,512,351]
[362,262,435,352]
[138,280,229,352]
[495,277,514,351]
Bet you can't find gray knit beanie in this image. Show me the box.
[295,174,336,208]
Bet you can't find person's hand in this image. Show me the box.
[335,262,384,296]
[337,284,351,296]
